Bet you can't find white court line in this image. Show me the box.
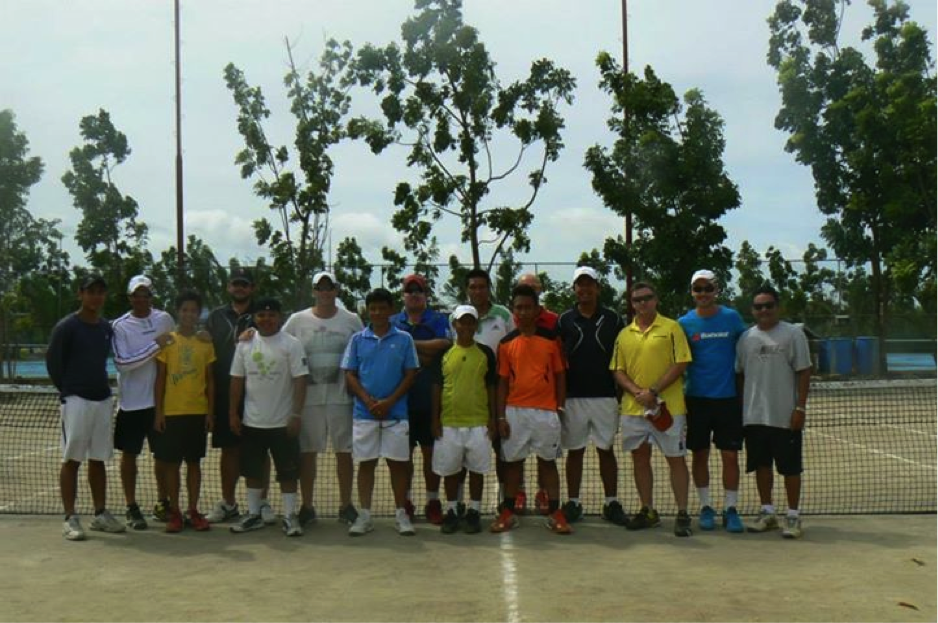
[1,445,58,462]
[499,532,521,623]
[877,423,937,438]
[808,429,937,470]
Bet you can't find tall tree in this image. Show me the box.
[150,235,228,312]
[224,38,355,309]
[349,0,576,272]
[768,0,937,362]
[333,237,373,314]
[585,56,741,317]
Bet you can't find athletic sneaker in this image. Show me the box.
[562,500,583,523]
[514,489,527,515]
[625,506,661,531]
[260,501,277,525]
[698,505,716,531]
[90,510,126,533]
[456,502,467,518]
[125,503,148,530]
[602,500,628,526]
[230,513,265,534]
[187,510,211,531]
[348,515,374,536]
[463,508,482,534]
[674,510,693,537]
[535,489,550,516]
[62,515,86,541]
[165,509,184,533]
[547,509,573,535]
[781,516,803,539]
[403,499,416,522]
[206,500,240,523]
[441,509,460,534]
[748,510,780,533]
[425,499,444,525]
[395,509,416,536]
[490,508,518,533]
[282,513,303,537]
[723,507,744,533]
[337,503,359,525]
[152,498,170,522]
[298,505,317,528]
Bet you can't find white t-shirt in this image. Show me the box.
[230,331,308,428]
[283,307,363,406]
[112,309,176,410]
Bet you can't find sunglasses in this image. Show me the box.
[230,280,251,287]
[752,302,777,311]
[631,294,655,304]
[314,284,336,292]
[692,285,716,293]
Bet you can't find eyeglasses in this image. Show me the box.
[752,302,777,311]
[692,285,716,293]
[631,294,655,304]
[314,285,336,292]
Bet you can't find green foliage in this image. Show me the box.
[334,237,373,313]
[493,250,521,306]
[349,0,576,271]
[150,235,228,312]
[585,56,740,317]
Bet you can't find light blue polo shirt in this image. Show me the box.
[678,306,747,398]
[340,325,419,420]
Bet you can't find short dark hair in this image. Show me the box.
[511,283,539,304]
[365,288,394,307]
[630,281,657,296]
[174,290,202,311]
[465,268,491,287]
[752,285,780,304]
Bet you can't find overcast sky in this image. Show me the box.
[4,0,936,285]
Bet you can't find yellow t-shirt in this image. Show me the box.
[156,332,216,416]
[609,314,692,416]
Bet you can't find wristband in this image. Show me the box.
[794,406,806,413]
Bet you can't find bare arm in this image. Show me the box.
[372,369,418,418]
[204,362,214,432]
[431,383,443,439]
[415,338,451,366]
[345,370,378,413]
[229,376,245,435]
[554,370,566,413]
[791,366,812,431]
[154,361,167,432]
[287,375,307,437]
[496,375,510,439]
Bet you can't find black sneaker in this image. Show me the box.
[602,500,628,526]
[562,500,583,523]
[463,509,482,534]
[441,509,460,534]
[125,503,148,530]
[674,510,693,537]
[230,513,265,534]
[298,505,317,528]
[625,506,661,531]
[456,502,467,518]
[152,498,171,523]
[337,503,359,525]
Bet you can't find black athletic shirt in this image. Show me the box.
[45,313,113,401]
[205,302,256,416]
[557,306,624,398]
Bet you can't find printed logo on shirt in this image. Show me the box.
[251,350,279,377]
[692,331,730,342]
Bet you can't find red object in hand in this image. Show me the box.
[646,401,673,432]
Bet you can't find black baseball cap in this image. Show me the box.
[255,297,282,312]
[79,274,107,290]
[229,267,254,285]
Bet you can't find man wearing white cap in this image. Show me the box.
[111,274,175,529]
[282,271,363,527]
[556,266,627,524]
[678,269,748,533]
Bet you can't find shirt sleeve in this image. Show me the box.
[549,340,565,373]
[289,340,308,378]
[480,344,498,387]
[402,334,420,370]
[791,326,812,372]
[230,343,247,378]
[45,318,67,391]
[610,331,625,372]
[112,318,162,372]
[735,332,747,373]
[671,323,693,364]
[340,333,359,371]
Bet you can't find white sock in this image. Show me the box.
[725,490,739,509]
[605,497,618,505]
[446,500,457,513]
[698,487,711,508]
[570,498,580,506]
[405,489,412,502]
[282,492,297,517]
[787,508,800,518]
[247,488,263,515]
[762,504,775,514]
[426,491,439,501]
[469,500,481,512]
[359,508,371,520]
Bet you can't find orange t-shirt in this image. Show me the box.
[497,328,565,411]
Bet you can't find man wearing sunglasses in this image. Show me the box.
[736,286,812,538]
[678,269,748,533]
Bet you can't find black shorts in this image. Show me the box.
[153,415,207,463]
[211,408,243,449]
[744,425,803,476]
[409,410,434,449]
[114,408,157,455]
[240,426,299,482]
[686,396,743,452]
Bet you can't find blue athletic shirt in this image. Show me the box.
[678,306,747,398]
[390,308,451,416]
[340,325,420,420]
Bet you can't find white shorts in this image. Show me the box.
[60,395,114,462]
[561,397,619,451]
[299,403,353,454]
[620,414,687,458]
[432,426,492,476]
[500,406,561,463]
[352,419,410,462]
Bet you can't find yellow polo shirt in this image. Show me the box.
[609,314,692,416]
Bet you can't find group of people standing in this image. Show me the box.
[46,263,811,541]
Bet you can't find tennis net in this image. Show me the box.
[1,378,934,517]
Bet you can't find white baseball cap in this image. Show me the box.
[690,269,717,285]
[312,271,338,287]
[452,304,478,321]
[572,266,600,284]
[126,275,153,295]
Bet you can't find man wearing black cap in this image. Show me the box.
[46,275,126,540]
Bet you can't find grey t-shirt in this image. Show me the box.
[735,321,811,429]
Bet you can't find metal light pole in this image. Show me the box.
[621,0,634,319]
[174,0,185,282]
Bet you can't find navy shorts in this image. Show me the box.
[409,410,434,449]
[114,408,157,455]
[744,425,803,476]
[686,396,743,452]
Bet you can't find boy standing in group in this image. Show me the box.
[153,291,216,533]
[341,288,419,536]
[431,305,497,534]
[228,298,308,537]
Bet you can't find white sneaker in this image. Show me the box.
[260,501,277,525]
[282,513,303,537]
[747,510,779,533]
[348,515,374,536]
[395,509,416,536]
[206,500,239,523]
[781,516,803,539]
[62,515,86,541]
[89,510,126,533]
